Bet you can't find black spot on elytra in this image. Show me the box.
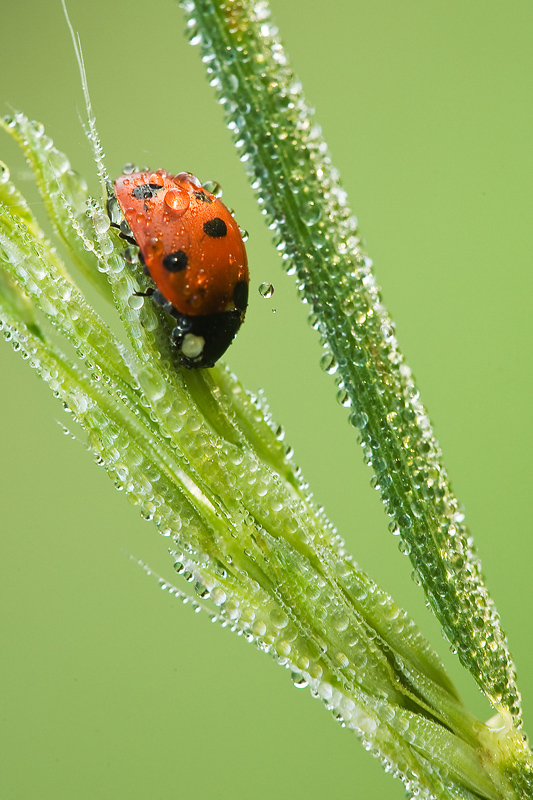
[233,280,249,312]
[132,182,164,200]
[203,217,227,238]
[162,250,188,272]
[193,190,213,204]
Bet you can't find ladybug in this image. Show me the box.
[109,169,249,368]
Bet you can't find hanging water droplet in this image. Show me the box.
[389,521,400,536]
[398,540,411,556]
[211,587,227,606]
[194,582,209,598]
[320,352,337,374]
[258,282,274,298]
[0,161,10,185]
[336,388,351,407]
[292,673,309,689]
[349,410,368,430]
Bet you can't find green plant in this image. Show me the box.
[1,1,531,798]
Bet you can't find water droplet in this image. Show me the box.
[388,521,400,536]
[302,201,322,226]
[349,410,368,429]
[336,388,351,407]
[258,282,274,298]
[252,620,267,637]
[292,673,308,688]
[269,608,289,629]
[320,352,337,374]
[176,172,201,187]
[194,582,209,598]
[335,652,350,668]
[398,513,412,529]
[0,161,10,185]
[202,179,222,197]
[128,294,145,310]
[123,246,139,264]
[47,148,70,176]
[164,187,190,215]
[92,210,110,236]
[411,569,423,586]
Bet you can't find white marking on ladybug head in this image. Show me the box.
[181,334,205,360]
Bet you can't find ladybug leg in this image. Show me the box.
[132,286,173,313]
[151,289,175,312]
[106,191,138,245]
[118,231,138,246]
[111,221,137,247]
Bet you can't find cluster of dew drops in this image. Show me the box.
[177,0,523,721]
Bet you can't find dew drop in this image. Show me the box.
[194,582,209,598]
[398,540,411,556]
[258,282,274,298]
[48,148,70,175]
[124,246,140,264]
[269,608,289,629]
[292,673,309,689]
[211,587,227,606]
[252,620,267,637]
[336,388,351,407]
[0,161,10,185]
[202,179,222,197]
[302,201,322,226]
[349,410,368,429]
[398,513,412,529]
[320,352,337,375]
[164,187,191,215]
[128,294,145,310]
[92,210,110,236]
[411,569,422,586]
[176,172,201,187]
[29,119,45,139]
[389,521,400,536]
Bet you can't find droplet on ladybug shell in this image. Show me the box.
[163,187,191,215]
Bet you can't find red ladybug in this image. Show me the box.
[110,169,249,368]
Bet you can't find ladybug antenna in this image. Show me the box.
[61,0,109,193]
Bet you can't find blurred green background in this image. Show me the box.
[1,1,531,798]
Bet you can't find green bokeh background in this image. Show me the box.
[1,1,531,798]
